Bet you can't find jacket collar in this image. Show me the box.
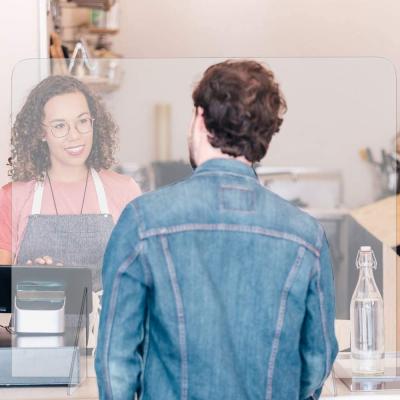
[193,158,257,179]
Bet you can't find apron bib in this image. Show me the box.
[16,169,115,291]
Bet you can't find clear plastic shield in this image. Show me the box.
[6,57,397,397]
[67,287,88,395]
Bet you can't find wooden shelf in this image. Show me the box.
[350,195,399,247]
[87,27,119,35]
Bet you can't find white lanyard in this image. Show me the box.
[31,168,109,215]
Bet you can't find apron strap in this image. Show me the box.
[31,181,45,215]
[91,168,110,214]
[31,170,110,215]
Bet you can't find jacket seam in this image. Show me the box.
[102,242,143,400]
[139,308,151,400]
[132,202,145,238]
[309,225,325,280]
[305,225,331,397]
[316,255,331,383]
[265,246,306,400]
[316,224,331,382]
[191,170,261,184]
[141,224,319,257]
[131,203,153,287]
[161,236,189,400]
[315,224,324,251]
[220,184,256,192]
[141,250,154,288]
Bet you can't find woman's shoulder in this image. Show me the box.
[1,180,36,197]
[98,169,133,183]
[0,183,12,206]
[98,169,142,198]
[98,169,138,187]
[0,180,36,212]
[0,181,12,194]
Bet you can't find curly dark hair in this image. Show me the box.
[192,60,287,162]
[10,75,118,181]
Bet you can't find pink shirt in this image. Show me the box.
[0,169,141,257]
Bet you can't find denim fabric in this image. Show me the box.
[95,158,338,400]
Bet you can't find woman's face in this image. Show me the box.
[42,91,94,171]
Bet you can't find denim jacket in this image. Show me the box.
[95,158,338,400]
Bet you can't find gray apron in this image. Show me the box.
[16,169,114,291]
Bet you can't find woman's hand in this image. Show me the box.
[0,249,12,265]
[26,256,63,266]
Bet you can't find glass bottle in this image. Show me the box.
[350,246,384,375]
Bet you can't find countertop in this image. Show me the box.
[1,317,399,399]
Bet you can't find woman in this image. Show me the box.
[0,75,141,290]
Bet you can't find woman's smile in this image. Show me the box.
[64,144,85,156]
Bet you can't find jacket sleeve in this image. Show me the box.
[300,231,339,399]
[95,202,150,400]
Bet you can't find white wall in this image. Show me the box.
[101,58,396,208]
[1,0,398,207]
[0,0,45,185]
[113,0,400,69]
[109,0,400,208]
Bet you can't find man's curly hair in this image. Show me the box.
[192,60,287,163]
[10,75,118,181]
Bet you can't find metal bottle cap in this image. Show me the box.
[356,245,377,269]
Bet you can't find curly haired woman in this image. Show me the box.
[0,75,141,290]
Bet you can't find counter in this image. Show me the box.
[1,360,400,399]
[0,378,97,399]
[1,317,400,399]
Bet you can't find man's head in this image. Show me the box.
[189,60,287,169]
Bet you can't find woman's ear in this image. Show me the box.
[41,129,47,142]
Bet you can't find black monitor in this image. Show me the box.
[0,267,11,313]
[0,265,92,314]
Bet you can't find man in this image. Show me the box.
[95,60,338,400]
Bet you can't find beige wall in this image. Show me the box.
[114,0,400,122]
[110,0,399,207]
[114,0,400,67]
[100,58,396,208]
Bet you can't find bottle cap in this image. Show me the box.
[360,245,371,251]
[356,245,377,269]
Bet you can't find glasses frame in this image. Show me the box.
[42,116,95,139]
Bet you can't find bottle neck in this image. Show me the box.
[359,265,374,277]
[358,266,377,289]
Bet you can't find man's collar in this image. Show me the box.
[193,158,257,179]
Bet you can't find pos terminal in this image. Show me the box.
[0,265,92,386]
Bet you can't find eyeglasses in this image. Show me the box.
[42,115,95,139]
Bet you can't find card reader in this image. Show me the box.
[14,281,65,334]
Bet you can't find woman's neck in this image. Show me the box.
[47,164,89,183]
